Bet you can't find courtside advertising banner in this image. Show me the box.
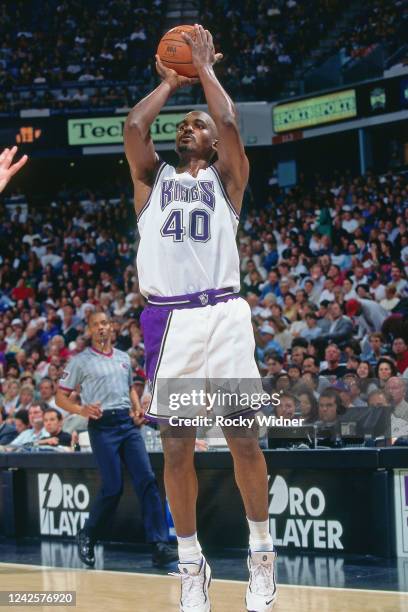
[7,461,391,557]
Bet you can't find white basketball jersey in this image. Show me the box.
[136,162,241,297]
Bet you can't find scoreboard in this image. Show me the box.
[273,74,408,133]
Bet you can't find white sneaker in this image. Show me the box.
[170,556,212,612]
[246,550,277,611]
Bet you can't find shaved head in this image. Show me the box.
[176,111,218,162]
[183,111,218,139]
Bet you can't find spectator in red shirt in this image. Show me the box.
[47,336,71,362]
[11,279,34,302]
[392,337,408,374]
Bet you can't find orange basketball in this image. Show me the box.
[157,25,198,78]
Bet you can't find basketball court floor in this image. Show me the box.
[1,540,408,611]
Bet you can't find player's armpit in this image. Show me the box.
[131,159,163,217]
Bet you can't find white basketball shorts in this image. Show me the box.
[140,295,261,421]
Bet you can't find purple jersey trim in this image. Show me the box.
[209,164,240,220]
[147,287,239,309]
[137,161,167,222]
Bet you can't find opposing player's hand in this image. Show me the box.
[0,146,28,193]
[80,403,103,419]
[155,55,199,90]
[182,25,223,71]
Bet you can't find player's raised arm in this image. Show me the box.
[183,24,248,213]
[124,60,198,214]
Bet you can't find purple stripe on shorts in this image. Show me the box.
[147,287,240,309]
[140,307,172,382]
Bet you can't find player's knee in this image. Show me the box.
[162,438,194,471]
[230,438,262,463]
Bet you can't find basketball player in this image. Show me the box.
[124,25,276,612]
[0,146,27,193]
[56,311,177,568]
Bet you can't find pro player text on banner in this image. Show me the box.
[38,473,90,537]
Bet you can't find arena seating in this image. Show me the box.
[1,167,407,444]
[0,0,406,113]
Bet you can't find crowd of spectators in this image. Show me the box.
[0,0,163,113]
[201,0,348,101]
[0,165,408,450]
[334,0,407,64]
[242,167,408,442]
[0,0,407,113]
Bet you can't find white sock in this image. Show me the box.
[247,518,274,552]
[177,533,202,564]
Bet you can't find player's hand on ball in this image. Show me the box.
[155,55,199,90]
[0,146,27,193]
[182,24,223,70]
[80,403,103,419]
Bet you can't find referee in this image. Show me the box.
[56,311,177,568]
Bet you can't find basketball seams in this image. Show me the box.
[158,38,193,45]
[160,59,195,65]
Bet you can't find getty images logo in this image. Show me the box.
[268,475,343,550]
[38,473,90,537]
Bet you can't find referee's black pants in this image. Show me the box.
[84,409,168,544]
